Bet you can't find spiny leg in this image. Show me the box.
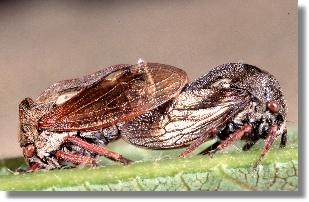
[55,150,96,165]
[179,128,217,157]
[65,136,132,165]
[206,124,252,155]
[254,124,278,167]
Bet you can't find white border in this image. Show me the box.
[0,0,306,201]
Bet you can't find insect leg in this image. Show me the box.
[27,158,53,171]
[29,163,41,172]
[64,136,132,165]
[254,124,278,167]
[179,128,217,157]
[242,140,258,151]
[279,130,287,148]
[55,150,96,165]
[199,141,221,155]
[207,124,252,155]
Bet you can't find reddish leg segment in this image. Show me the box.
[216,124,252,151]
[179,128,217,157]
[64,136,132,165]
[55,150,96,165]
[29,163,41,172]
[203,124,252,155]
[254,124,278,167]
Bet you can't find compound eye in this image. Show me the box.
[23,144,35,158]
[267,100,280,113]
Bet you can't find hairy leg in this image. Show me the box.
[64,136,132,165]
[254,124,278,167]
[205,124,252,155]
[179,128,217,157]
[55,150,96,165]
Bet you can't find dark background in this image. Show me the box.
[0,0,297,158]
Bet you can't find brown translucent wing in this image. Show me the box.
[121,87,252,149]
[36,64,131,104]
[39,63,188,131]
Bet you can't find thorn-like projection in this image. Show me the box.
[137,58,146,65]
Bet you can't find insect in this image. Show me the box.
[19,60,188,170]
[19,61,287,170]
[121,63,287,168]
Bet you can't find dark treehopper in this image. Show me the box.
[19,60,287,170]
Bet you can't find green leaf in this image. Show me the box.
[0,127,298,191]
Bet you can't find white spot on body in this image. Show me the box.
[211,79,232,88]
[36,131,76,159]
[55,91,79,105]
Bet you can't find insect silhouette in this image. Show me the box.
[19,60,287,170]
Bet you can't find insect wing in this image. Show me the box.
[35,64,131,105]
[39,63,188,131]
[121,87,252,148]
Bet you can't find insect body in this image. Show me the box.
[19,61,188,170]
[122,63,287,166]
[19,61,287,170]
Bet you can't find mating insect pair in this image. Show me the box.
[19,60,287,170]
